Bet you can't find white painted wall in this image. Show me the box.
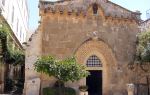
[0,0,29,44]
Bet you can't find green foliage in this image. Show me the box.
[34,56,56,76]
[0,25,8,53]
[2,48,25,65]
[0,29,7,40]
[0,22,25,65]
[138,30,150,47]
[136,30,150,62]
[55,57,89,82]
[34,56,89,83]
[43,87,55,95]
[43,87,76,95]
[12,51,25,65]
[141,44,150,62]
[0,24,8,40]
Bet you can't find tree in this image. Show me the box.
[134,30,150,95]
[34,56,89,95]
[136,30,150,62]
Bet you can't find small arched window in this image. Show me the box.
[86,55,102,67]
[92,3,98,15]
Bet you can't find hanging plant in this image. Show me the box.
[12,50,25,66]
[0,23,25,65]
[3,49,14,64]
[0,30,7,40]
[0,27,8,53]
[2,46,25,65]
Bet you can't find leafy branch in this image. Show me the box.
[136,30,150,62]
[0,23,25,65]
[34,56,89,83]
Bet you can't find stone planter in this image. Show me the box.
[79,91,88,95]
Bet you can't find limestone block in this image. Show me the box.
[25,55,38,70]
[33,4,140,94]
[25,78,40,95]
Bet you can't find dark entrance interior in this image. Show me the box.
[86,70,102,95]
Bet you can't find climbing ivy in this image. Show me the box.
[0,24,8,53]
[0,22,25,65]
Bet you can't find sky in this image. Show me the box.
[28,0,150,31]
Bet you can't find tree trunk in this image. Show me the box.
[58,80,62,95]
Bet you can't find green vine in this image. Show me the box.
[3,48,25,65]
[0,25,8,53]
[0,23,25,65]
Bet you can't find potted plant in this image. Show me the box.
[79,85,88,92]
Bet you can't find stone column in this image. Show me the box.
[127,84,135,95]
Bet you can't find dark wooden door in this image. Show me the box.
[86,70,102,95]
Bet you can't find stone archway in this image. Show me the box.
[86,55,103,95]
[75,39,117,95]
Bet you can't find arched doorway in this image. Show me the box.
[86,55,102,95]
[75,39,117,95]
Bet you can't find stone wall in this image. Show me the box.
[140,18,150,32]
[41,13,138,63]
[24,29,43,95]
[39,10,139,94]
[25,1,140,95]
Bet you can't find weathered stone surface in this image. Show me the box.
[39,13,139,94]
[39,0,141,21]
[25,0,141,95]
[25,78,40,95]
[24,28,43,95]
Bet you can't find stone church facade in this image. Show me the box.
[24,0,141,95]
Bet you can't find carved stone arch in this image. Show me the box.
[75,39,117,95]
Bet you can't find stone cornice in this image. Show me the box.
[39,0,141,23]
